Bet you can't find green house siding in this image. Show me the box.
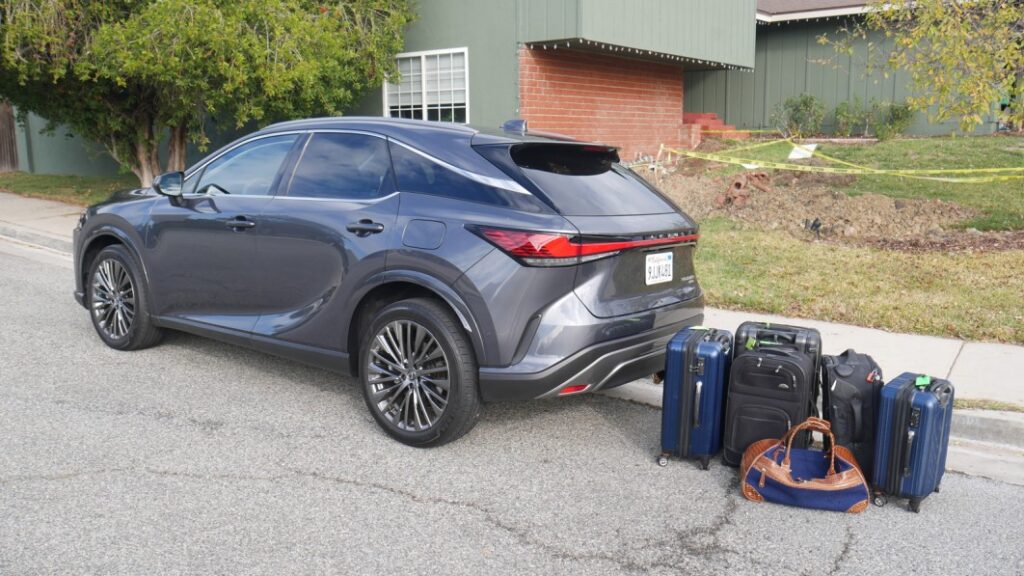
[518,0,756,69]
[13,111,121,177]
[685,19,996,136]
[350,0,520,130]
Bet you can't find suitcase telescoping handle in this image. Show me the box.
[693,380,703,428]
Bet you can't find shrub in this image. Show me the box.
[772,94,826,137]
[870,101,915,140]
[833,97,868,137]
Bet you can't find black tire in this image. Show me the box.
[700,456,711,471]
[908,498,922,513]
[87,245,163,351]
[872,494,888,507]
[657,455,669,467]
[359,297,481,447]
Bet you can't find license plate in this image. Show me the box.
[645,252,674,286]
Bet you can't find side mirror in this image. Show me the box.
[152,171,184,198]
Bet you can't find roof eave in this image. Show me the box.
[756,5,870,23]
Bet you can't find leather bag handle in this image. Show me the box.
[781,418,837,477]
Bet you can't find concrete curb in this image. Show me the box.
[0,223,73,254]
[601,379,1024,485]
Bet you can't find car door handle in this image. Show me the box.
[225,216,256,230]
[346,219,385,237]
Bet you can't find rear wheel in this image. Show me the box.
[359,298,481,447]
[87,245,162,350]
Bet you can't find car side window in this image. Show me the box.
[389,141,510,206]
[191,134,299,196]
[288,133,392,199]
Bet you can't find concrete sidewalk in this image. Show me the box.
[3,190,1020,406]
[0,191,78,253]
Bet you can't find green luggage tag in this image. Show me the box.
[914,375,932,388]
[745,336,757,350]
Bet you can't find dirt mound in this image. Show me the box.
[655,172,977,242]
[852,229,1024,252]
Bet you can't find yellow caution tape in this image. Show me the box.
[661,145,1024,184]
[701,128,781,134]
[803,144,1024,175]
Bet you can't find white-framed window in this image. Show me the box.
[384,48,469,123]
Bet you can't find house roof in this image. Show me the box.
[757,0,869,23]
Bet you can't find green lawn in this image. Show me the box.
[0,172,139,206]
[695,218,1024,344]
[707,135,1024,230]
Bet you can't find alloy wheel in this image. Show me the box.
[91,258,135,340]
[366,320,450,432]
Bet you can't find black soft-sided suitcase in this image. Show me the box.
[723,346,817,466]
[659,327,733,469]
[872,373,954,513]
[723,322,822,466]
[821,350,884,479]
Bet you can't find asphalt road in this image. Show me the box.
[2,240,1023,576]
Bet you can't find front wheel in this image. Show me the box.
[359,298,481,447]
[87,245,163,351]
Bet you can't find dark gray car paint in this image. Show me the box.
[73,117,704,401]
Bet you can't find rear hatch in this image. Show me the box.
[489,143,701,318]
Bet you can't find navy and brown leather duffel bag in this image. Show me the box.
[740,417,871,513]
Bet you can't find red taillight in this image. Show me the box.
[559,384,590,395]
[477,228,580,259]
[473,226,698,267]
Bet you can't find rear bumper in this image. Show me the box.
[478,309,703,401]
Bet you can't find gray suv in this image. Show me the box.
[73,117,704,446]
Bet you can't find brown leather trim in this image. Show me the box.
[741,438,781,476]
[756,458,869,491]
[742,482,764,503]
[834,445,865,475]
[847,500,869,513]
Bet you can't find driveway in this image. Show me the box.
[1,241,1022,576]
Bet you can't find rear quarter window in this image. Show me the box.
[388,141,548,212]
[511,144,676,217]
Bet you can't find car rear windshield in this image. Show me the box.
[510,144,675,216]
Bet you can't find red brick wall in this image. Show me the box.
[519,47,696,160]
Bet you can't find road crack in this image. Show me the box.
[827,526,855,576]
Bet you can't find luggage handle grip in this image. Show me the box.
[781,418,837,477]
[902,430,916,477]
[749,328,798,344]
[693,380,703,428]
[932,381,954,407]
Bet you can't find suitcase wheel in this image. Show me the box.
[699,456,710,471]
[657,455,669,467]
[908,498,922,513]
[934,483,941,494]
[872,494,888,508]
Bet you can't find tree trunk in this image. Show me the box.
[166,123,188,173]
[129,115,162,188]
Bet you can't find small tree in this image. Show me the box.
[820,0,1024,132]
[0,1,414,185]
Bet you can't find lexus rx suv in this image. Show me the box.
[73,117,704,446]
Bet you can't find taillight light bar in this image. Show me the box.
[470,226,698,267]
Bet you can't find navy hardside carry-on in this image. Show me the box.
[872,373,955,513]
[659,327,733,469]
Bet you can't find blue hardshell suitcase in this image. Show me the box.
[872,372,955,513]
[659,327,733,469]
